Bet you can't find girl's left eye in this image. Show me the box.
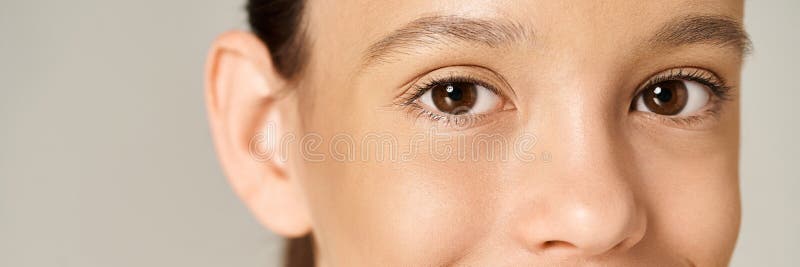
[634,79,711,116]
[418,82,502,115]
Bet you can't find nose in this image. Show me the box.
[514,103,647,258]
[518,185,647,257]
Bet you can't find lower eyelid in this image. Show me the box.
[635,104,723,130]
[665,113,720,128]
[402,101,509,130]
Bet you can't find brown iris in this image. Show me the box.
[431,82,478,115]
[641,80,689,115]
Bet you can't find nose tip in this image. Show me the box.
[521,200,647,258]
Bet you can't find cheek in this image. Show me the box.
[302,142,503,266]
[631,127,740,264]
[292,72,509,265]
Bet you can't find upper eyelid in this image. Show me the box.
[405,65,516,99]
[632,67,730,99]
[647,68,723,86]
[415,75,501,96]
[399,75,502,110]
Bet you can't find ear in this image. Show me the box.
[204,31,311,237]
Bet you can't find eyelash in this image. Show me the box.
[633,67,733,127]
[397,74,505,128]
[398,67,733,129]
[638,68,732,100]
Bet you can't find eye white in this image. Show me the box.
[635,80,711,116]
[419,84,501,115]
[419,89,435,110]
[469,85,501,114]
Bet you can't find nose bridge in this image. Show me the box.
[513,81,647,257]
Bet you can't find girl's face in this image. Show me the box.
[207,0,747,266]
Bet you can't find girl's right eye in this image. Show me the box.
[418,81,503,116]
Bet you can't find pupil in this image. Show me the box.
[431,82,478,115]
[446,85,463,101]
[655,86,673,103]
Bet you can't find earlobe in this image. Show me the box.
[204,30,311,237]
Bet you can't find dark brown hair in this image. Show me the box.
[247,0,309,80]
[247,1,314,266]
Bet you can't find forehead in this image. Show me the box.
[301,0,744,84]
[309,0,744,23]
[306,0,744,44]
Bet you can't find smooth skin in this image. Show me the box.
[206,0,745,266]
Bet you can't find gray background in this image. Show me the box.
[0,1,797,266]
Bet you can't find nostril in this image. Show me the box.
[540,240,576,250]
[611,238,627,251]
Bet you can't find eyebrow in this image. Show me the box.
[362,15,533,67]
[650,15,752,55]
[361,14,752,68]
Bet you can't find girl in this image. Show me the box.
[205,0,750,266]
